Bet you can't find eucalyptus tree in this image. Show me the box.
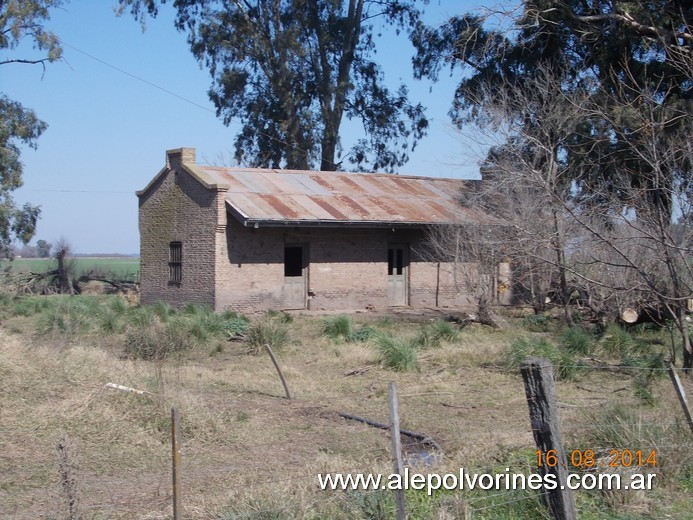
[413,0,693,366]
[1,1,65,255]
[412,0,692,217]
[119,0,430,172]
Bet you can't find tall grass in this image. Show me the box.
[321,314,353,341]
[580,403,692,484]
[414,320,459,348]
[504,336,581,380]
[561,327,595,355]
[600,325,636,358]
[321,314,376,343]
[374,333,418,372]
[246,312,290,354]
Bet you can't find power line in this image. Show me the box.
[24,188,133,194]
[59,40,341,170]
[61,41,216,115]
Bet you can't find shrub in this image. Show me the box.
[414,320,459,348]
[128,305,155,328]
[246,313,290,353]
[11,296,51,317]
[98,307,123,334]
[580,403,691,484]
[223,315,250,336]
[35,298,92,338]
[108,296,130,316]
[321,314,353,341]
[151,301,176,322]
[375,333,418,372]
[522,313,550,332]
[505,336,580,380]
[265,309,293,323]
[561,327,595,356]
[600,325,635,358]
[347,325,377,343]
[123,321,195,360]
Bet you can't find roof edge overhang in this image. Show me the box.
[136,164,230,199]
[241,219,440,229]
[225,201,455,229]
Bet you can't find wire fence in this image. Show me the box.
[1,357,691,520]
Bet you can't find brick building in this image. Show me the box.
[137,147,504,312]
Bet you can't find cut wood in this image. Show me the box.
[621,308,639,323]
[104,382,148,395]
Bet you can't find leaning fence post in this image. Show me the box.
[171,407,182,520]
[520,358,576,520]
[388,382,406,520]
[668,363,693,435]
[264,344,292,399]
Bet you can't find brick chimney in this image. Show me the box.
[166,147,196,170]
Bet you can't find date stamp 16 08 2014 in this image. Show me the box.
[536,449,657,469]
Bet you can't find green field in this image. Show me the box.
[1,257,140,281]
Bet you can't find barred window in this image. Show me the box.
[169,242,182,284]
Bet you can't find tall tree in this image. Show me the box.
[119,0,429,172]
[0,1,64,255]
[413,1,693,367]
[413,0,692,216]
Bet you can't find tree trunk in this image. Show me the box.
[56,249,71,294]
[679,306,693,371]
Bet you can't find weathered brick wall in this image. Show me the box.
[214,221,477,312]
[139,151,485,312]
[139,149,220,308]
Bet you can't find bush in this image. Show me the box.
[321,314,353,341]
[35,297,94,338]
[10,296,51,317]
[108,296,130,316]
[151,301,176,322]
[561,327,595,356]
[505,336,580,380]
[246,313,290,353]
[98,307,123,334]
[522,313,550,332]
[600,325,635,358]
[347,325,377,343]
[128,305,155,328]
[580,403,691,483]
[414,320,459,348]
[123,321,195,360]
[265,309,293,323]
[223,314,250,336]
[375,333,418,372]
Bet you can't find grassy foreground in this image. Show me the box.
[0,295,691,519]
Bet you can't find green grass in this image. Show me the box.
[1,257,140,281]
[414,320,459,348]
[505,335,582,380]
[374,332,419,372]
[246,312,290,353]
[561,327,595,355]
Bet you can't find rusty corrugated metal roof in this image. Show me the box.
[198,165,486,227]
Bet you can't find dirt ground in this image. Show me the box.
[0,310,690,519]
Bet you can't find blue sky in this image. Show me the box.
[2,0,486,254]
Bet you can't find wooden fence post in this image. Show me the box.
[388,382,406,520]
[668,363,693,435]
[520,358,576,520]
[171,407,182,520]
[264,344,292,400]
